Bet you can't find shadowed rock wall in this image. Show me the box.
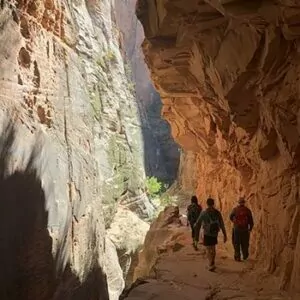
[0,0,155,298]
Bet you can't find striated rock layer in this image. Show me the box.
[115,0,180,184]
[137,0,300,292]
[0,0,154,299]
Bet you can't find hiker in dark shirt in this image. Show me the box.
[186,195,202,250]
[230,197,254,261]
[194,198,227,271]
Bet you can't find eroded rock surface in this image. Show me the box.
[137,0,300,292]
[133,206,184,280]
[0,0,154,298]
[126,208,298,300]
[115,0,180,184]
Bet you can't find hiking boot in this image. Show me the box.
[243,255,248,261]
[192,241,198,251]
[207,264,216,272]
[234,257,241,262]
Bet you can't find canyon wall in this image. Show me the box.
[0,0,154,299]
[137,0,300,292]
[115,0,180,184]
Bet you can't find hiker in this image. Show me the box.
[194,198,227,271]
[230,197,254,261]
[187,195,202,250]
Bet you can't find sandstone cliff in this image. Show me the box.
[115,0,180,184]
[137,0,300,292]
[0,0,155,299]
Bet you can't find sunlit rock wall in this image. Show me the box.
[138,0,300,292]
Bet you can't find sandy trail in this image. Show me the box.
[124,228,298,300]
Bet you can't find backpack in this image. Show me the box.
[234,206,249,229]
[207,210,220,235]
[187,203,201,224]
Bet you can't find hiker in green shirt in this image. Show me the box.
[194,198,227,271]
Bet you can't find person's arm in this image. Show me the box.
[194,211,203,229]
[198,204,202,213]
[248,209,254,231]
[219,212,227,242]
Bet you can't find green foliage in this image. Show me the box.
[127,81,136,94]
[96,57,105,69]
[124,63,133,79]
[105,49,117,63]
[96,49,117,70]
[145,176,162,197]
[91,98,101,120]
[160,194,173,206]
[145,177,177,218]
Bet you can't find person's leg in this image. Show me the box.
[191,224,198,250]
[204,235,212,266]
[211,245,216,267]
[204,235,217,271]
[206,245,216,271]
[206,246,214,267]
[191,224,195,240]
[241,230,250,260]
[194,224,200,249]
[233,229,241,261]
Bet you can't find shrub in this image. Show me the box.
[160,194,173,206]
[127,81,136,94]
[145,176,162,198]
[106,49,117,63]
[96,49,117,71]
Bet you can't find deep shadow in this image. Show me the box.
[53,265,109,300]
[0,121,109,300]
[114,4,180,185]
[119,278,148,300]
[139,86,180,185]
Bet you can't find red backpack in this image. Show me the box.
[234,206,249,229]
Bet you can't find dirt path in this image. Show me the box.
[124,228,298,300]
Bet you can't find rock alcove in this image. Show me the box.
[135,0,300,295]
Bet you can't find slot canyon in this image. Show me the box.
[0,0,300,300]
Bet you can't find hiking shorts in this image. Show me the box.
[203,235,218,246]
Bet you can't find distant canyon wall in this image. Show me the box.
[115,0,180,185]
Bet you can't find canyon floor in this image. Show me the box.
[125,227,299,300]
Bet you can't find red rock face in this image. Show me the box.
[137,0,300,291]
[16,0,65,38]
